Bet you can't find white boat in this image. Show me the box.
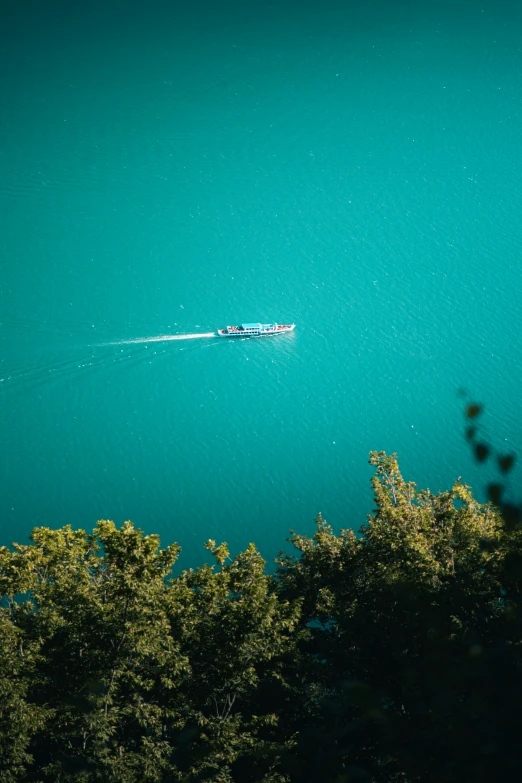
[217,322,295,337]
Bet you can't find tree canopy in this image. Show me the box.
[1,453,522,782]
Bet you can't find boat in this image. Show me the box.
[217,322,295,337]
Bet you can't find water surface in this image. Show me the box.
[1,0,521,566]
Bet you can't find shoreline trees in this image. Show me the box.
[2,453,521,782]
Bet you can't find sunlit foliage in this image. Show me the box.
[2,455,522,781]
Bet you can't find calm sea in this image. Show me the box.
[1,0,521,568]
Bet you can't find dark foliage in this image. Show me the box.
[461,397,520,529]
[2,454,522,782]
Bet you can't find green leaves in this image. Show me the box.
[1,522,301,782]
[2,457,522,782]
[203,539,230,565]
[277,453,522,782]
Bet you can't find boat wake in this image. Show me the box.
[107,332,216,345]
[0,333,218,390]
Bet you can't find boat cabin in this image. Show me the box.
[225,323,276,334]
[217,322,293,337]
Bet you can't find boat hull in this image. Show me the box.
[217,324,295,337]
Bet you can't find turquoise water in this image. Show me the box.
[1,0,522,567]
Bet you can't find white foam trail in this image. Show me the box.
[107,332,216,345]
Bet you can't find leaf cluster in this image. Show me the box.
[2,456,522,782]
